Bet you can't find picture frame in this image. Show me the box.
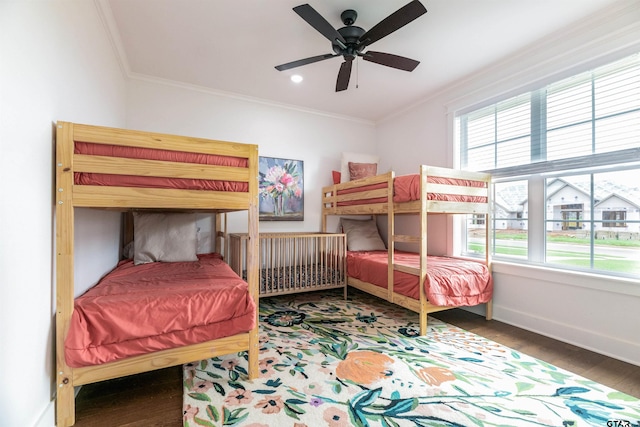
[258,156,304,221]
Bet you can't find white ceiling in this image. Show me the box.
[102,0,619,122]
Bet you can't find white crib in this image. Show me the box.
[228,232,347,297]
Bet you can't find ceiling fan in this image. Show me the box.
[275,1,427,92]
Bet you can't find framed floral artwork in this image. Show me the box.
[258,156,304,221]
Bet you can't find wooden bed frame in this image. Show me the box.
[321,165,492,335]
[55,122,259,426]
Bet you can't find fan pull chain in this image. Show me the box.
[356,57,359,89]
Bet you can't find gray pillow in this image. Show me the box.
[133,212,198,264]
[341,218,386,251]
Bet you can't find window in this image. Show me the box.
[602,211,626,227]
[470,214,485,225]
[457,53,640,278]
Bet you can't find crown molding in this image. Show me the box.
[94,0,131,78]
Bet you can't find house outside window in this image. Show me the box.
[457,52,640,278]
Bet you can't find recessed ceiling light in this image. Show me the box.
[290,75,303,83]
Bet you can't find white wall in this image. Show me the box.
[0,2,126,426]
[125,78,377,235]
[376,99,452,254]
[376,1,640,366]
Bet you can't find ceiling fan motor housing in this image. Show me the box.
[333,24,366,59]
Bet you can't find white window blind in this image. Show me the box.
[460,53,640,177]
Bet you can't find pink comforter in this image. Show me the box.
[337,174,487,205]
[347,250,492,306]
[74,141,248,192]
[65,253,256,368]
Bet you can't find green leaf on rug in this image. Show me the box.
[223,407,248,425]
[352,387,383,409]
[212,382,225,396]
[205,405,219,422]
[228,381,244,390]
[516,381,535,392]
[608,390,639,401]
[384,397,418,415]
[187,392,211,402]
[284,400,306,418]
[265,378,282,387]
[513,409,537,416]
[193,416,214,427]
[549,370,573,383]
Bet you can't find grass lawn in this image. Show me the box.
[468,240,640,274]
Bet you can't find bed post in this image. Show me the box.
[55,122,76,427]
[419,165,429,335]
[485,176,493,321]
[246,145,260,380]
[387,172,395,303]
[215,213,222,255]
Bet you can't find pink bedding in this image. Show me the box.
[336,174,487,206]
[346,250,492,306]
[65,253,256,368]
[74,142,249,192]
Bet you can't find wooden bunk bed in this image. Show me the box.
[321,165,493,335]
[55,122,259,426]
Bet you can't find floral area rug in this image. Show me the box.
[183,290,640,426]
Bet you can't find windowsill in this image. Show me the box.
[491,259,640,297]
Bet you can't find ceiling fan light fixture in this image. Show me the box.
[290,74,303,83]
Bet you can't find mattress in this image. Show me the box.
[65,253,256,368]
[336,174,487,205]
[346,250,492,306]
[74,141,249,192]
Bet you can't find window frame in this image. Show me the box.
[456,52,640,280]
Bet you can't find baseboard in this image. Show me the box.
[494,304,640,367]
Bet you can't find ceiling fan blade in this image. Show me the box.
[358,0,427,49]
[336,60,352,92]
[362,51,420,71]
[275,53,338,71]
[293,4,346,45]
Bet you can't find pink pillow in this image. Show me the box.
[349,162,377,180]
[332,170,341,184]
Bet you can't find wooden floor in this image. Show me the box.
[73,307,640,426]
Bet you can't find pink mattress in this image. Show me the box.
[65,253,256,368]
[346,250,492,306]
[74,142,249,192]
[336,174,487,206]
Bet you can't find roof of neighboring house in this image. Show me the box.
[595,193,640,209]
[496,177,640,212]
[494,182,527,211]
